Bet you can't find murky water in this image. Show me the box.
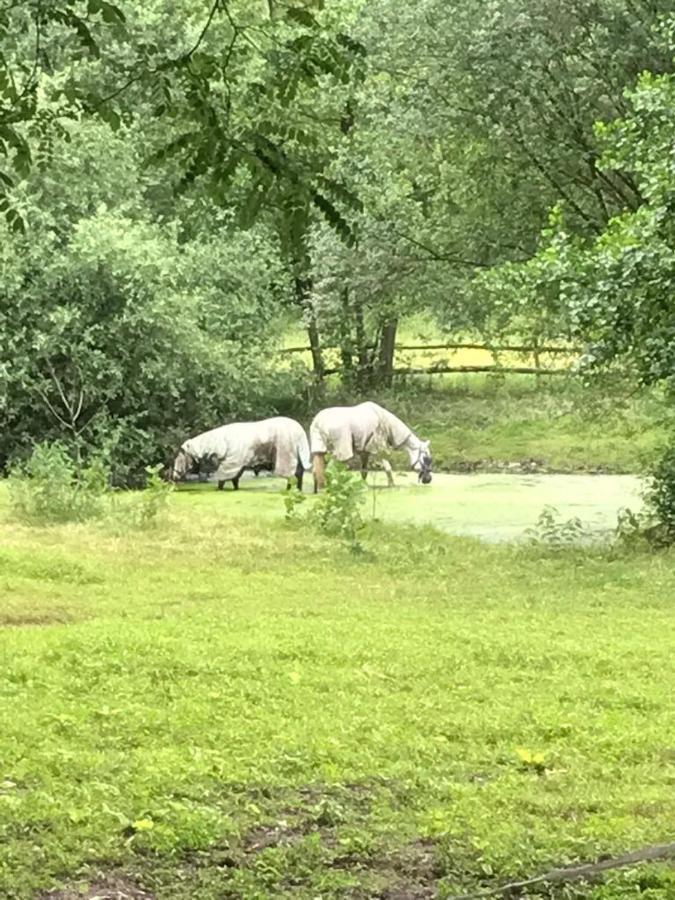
[365,472,644,542]
[184,470,645,543]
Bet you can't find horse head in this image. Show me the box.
[171,447,198,482]
[412,440,432,484]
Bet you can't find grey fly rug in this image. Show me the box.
[310,401,411,461]
[179,417,310,482]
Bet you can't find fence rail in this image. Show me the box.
[319,366,570,377]
[278,341,579,356]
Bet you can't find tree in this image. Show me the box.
[0,117,298,478]
[332,0,674,343]
[481,59,675,389]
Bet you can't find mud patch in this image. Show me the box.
[236,783,440,898]
[240,781,379,855]
[0,611,74,628]
[374,839,439,899]
[40,874,153,899]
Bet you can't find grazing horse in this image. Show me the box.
[172,417,310,491]
[310,401,432,492]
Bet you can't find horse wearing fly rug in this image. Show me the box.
[172,417,311,491]
[310,401,432,492]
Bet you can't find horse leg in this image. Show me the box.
[381,458,395,487]
[312,452,326,493]
[295,460,304,492]
[360,452,369,482]
[217,480,226,491]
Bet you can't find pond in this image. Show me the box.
[179,471,645,543]
[364,471,644,542]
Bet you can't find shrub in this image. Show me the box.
[109,465,174,530]
[9,443,108,525]
[283,480,307,521]
[9,444,172,530]
[524,505,589,549]
[645,442,675,544]
[309,460,366,551]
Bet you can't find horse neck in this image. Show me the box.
[403,432,423,464]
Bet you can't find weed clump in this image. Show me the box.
[9,442,108,524]
[284,460,366,553]
[8,443,171,529]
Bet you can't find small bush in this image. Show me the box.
[645,442,675,544]
[283,480,307,521]
[9,443,108,525]
[309,460,366,551]
[108,465,173,531]
[9,444,172,530]
[524,505,589,549]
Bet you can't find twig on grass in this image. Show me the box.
[449,841,675,899]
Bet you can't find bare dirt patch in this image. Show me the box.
[40,875,153,899]
[0,611,74,627]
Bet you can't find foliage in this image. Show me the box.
[282,480,307,520]
[8,442,108,525]
[0,1,366,239]
[308,460,366,548]
[611,506,657,553]
[1,485,675,896]
[109,465,174,531]
[0,0,126,229]
[524,505,589,548]
[332,0,675,348]
[0,196,299,479]
[8,442,173,529]
[479,31,675,387]
[645,441,675,544]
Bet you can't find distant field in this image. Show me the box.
[275,316,576,372]
[1,486,675,898]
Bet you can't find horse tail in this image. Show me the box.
[298,430,312,471]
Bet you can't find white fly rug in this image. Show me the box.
[181,417,310,482]
[310,401,411,461]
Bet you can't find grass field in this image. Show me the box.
[1,484,675,899]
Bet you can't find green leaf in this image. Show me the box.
[312,192,355,246]
[99,1,126,24]
[285,8,318,29]
[98,106,121,132]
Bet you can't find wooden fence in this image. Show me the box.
[276,341,579,378]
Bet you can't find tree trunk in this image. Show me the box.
[377,318,398,387]
[293,273,324,380]
[339,286,355,378]
[354,296,371,390]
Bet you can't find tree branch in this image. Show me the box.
[94,0,223,109]
[392,229,511,269]
[448,841,675,900]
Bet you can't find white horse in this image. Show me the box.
[172,417,311,491]
[310,401,432,491]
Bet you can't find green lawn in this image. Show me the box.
[1,485,674,898]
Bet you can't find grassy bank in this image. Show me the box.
[1,487,674,898]
[278,316,669,475]
[317,375,668,475]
